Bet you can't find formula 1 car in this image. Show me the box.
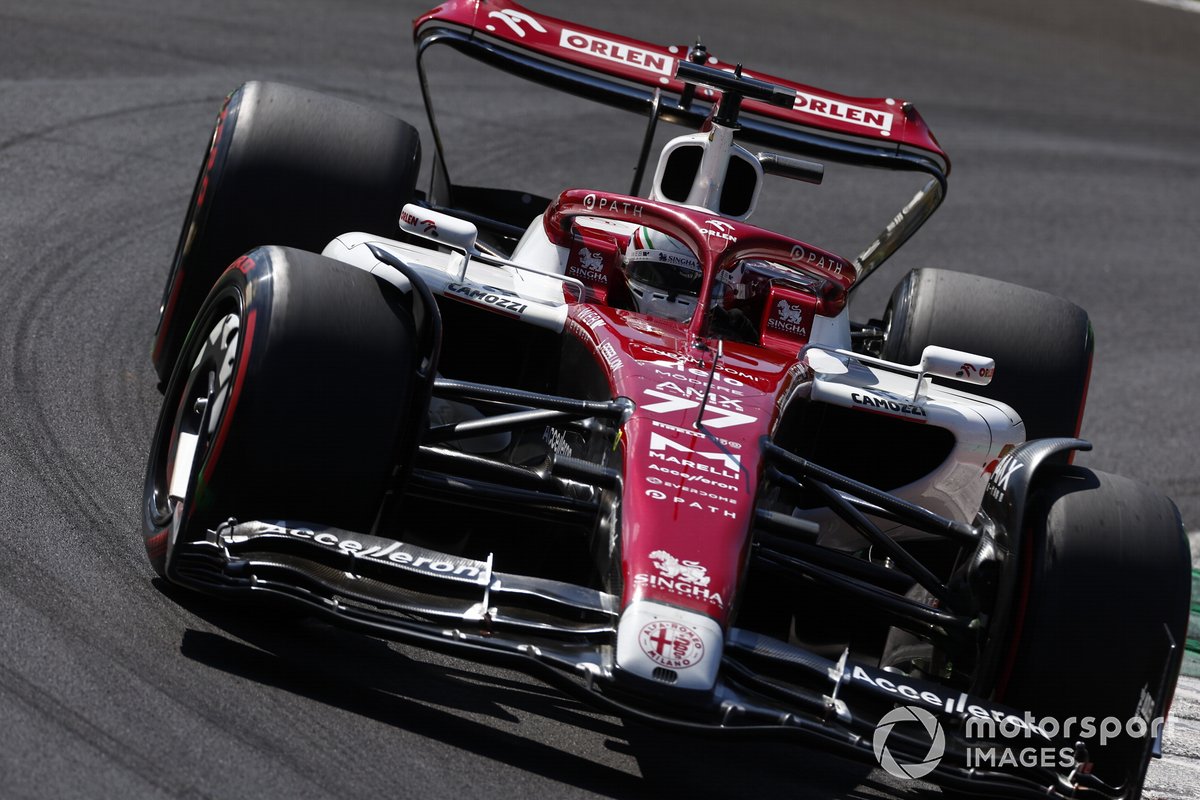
[141,2,1191,796]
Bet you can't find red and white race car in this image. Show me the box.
[141,2,1191,795]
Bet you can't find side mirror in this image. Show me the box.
[919,345,995,386]
[400,204,479,254]
[757,152,824,185]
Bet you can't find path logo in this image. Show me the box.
[872,705,946,780]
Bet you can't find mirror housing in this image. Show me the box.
[400,204,479,254]
[919,345,995,386]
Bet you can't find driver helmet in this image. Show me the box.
[622,226,702,322]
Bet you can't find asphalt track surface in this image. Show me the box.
[1,1,1198,798]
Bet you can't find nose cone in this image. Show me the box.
[615,600,724,692]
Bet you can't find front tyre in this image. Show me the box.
[143,246,423,578]
[998,466,1190,788]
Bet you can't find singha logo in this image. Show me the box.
[776,299,804,324]
[577,247,603,271]
[648,550,711,587]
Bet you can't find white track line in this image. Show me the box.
[1144,533,1199,797]
[1134,0,1200,13]
[1144,677,1200,799]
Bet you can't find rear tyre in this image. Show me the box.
[143,246,422,578]
[153,81,421,384]
[999,466,1190,787]
[882,268,1093,444]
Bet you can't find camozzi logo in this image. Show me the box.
[872,706,946,780]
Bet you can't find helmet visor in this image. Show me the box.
[625,248,702,297]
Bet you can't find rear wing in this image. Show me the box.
[412,0,950,287]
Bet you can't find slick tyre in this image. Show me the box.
[998,466,1190,788]
[143,247,421,578]
[152,81,421,384]
[882,268,1093,446]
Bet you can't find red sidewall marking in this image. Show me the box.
[153,267,186,362]
[202,306,256,484]
[145,529,168,561]
[155,101,231,364]
[993,523,1036,701]
[1067,347,1094,465]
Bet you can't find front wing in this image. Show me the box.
[168,514,1145,799]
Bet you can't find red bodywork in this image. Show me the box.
[569,304,800,625]
[414,0,947,165]
[547,190,856,626]
[410,1,936,630]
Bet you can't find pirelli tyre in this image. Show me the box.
[142,246,422,578]
[152,81,421,385]
[997,466,1190,789]
[881,268,1093,446]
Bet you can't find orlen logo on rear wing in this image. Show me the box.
[792,91,893,136]
[414,0,943,160]
[558,28,674,77]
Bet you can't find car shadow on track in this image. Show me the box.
[160,581,911,799]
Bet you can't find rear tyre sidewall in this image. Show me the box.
[153,82,422,383]
[882,268,1093,444]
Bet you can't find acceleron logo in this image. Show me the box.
[872,705,946,780]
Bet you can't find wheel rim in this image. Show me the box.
[151,308,241,530]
